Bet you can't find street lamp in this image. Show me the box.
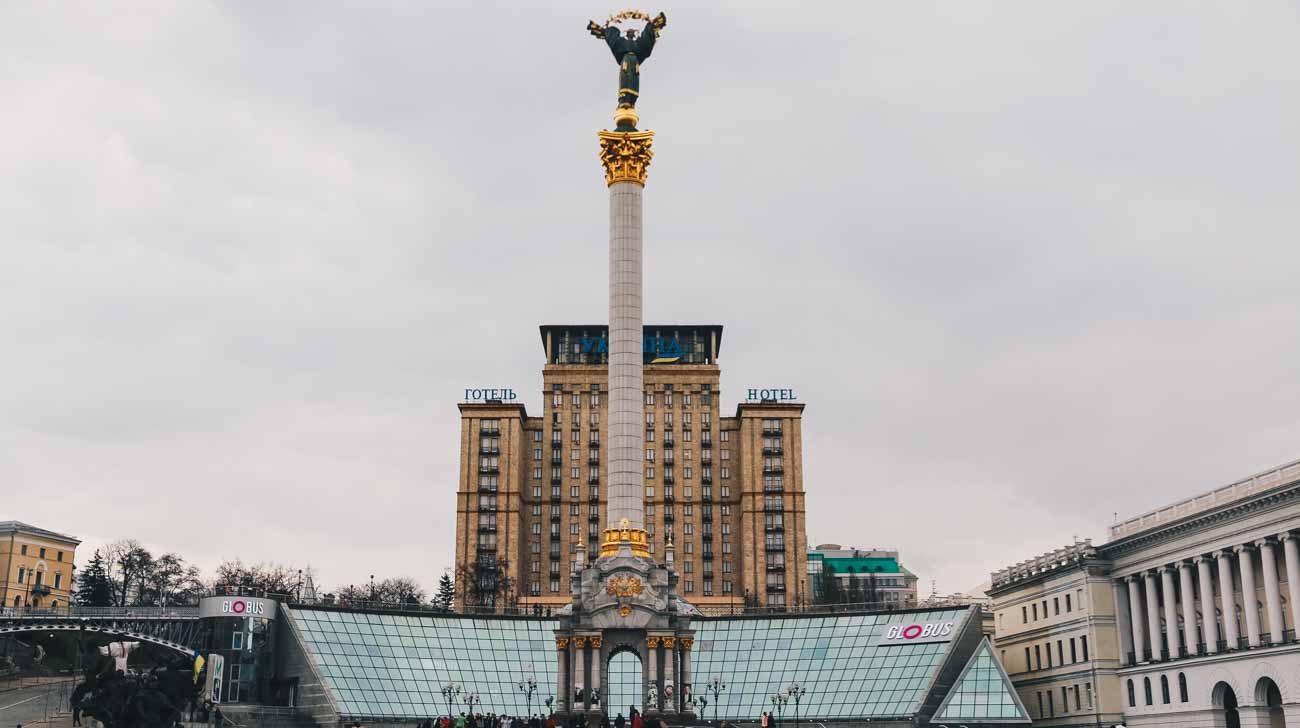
[786,682,806,728]
[463,690,482,715]
[441,682,461,719]
[545,695,554,716]
[370,574,376,602]
[770,690,788,723]
[703,675,726,722]
[518,675,538,717]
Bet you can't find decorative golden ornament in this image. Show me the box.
[680,637,694,651]
[600,520,651,557]
[619,606,631,617]
[598,130,655,187]
[574,636,588,648]
[605,574,646,598]
[556,637,570,650]
[590,635,604,648]
[646,636,661,648]
[662,636,676,648]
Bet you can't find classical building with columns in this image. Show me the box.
[1104,457,1300,728]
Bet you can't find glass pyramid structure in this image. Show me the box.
[931,637,1030,723]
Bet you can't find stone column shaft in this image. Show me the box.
[1144,571,1163,659]
[1128,577,1147,662]
[1197,557,1219,653]
[647,643,658,710]
[1259,540,1285,644]
[1161,567,1182,658]
[1217,551,1240,649]
[575,642,586,709]
[1284,534,1300,639]
[664,642,677,713]
[592,645,602,709]
[1114,581,1135,663]
[557,642,568,712]
[1179,562,1198,654]
[607,180,644,531]
[1239,545,1262,647]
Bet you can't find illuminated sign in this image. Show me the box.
[746,388,797,402]
[199,596,278,620]
[579,335,685,364]
[464,388,518,401]
[873,619,957,646]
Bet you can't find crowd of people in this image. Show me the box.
[409,705,683,728]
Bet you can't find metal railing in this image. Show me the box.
[1,605,200,620]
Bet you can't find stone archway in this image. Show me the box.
[1255,677,1284,728]
[1213,681,1241,728]
[607,648,642,720]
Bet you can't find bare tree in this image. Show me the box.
[103,539,153,607]
[213,559,304,596]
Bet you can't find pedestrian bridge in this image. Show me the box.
[0,606,202,655]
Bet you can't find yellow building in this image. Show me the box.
[1,521,80,611]
[453,324,809,613]
[987,540,1125,728]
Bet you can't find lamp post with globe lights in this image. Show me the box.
[702,675,726,721]
[441,682,461,719]
[519,675,538,717]
[770,690,788,723]
[786,682,806,728]
[464,690,482,715]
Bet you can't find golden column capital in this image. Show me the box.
[646,636,661,648]
[680,637,694,651]
[598,130,655,187]
[662,636,676,649]
[574,636,588,648]
[556,637,569,650]
[590,635,603,649]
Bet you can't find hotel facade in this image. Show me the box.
[453,324,809,614]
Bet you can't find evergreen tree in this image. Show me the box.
[435,572,455,612]
[77,550,114,607]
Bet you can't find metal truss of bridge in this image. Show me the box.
[0,606,202,655]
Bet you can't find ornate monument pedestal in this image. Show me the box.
[555,531,697,723]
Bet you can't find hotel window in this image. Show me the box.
[721,450,730,460]
[533,431,543,442]
[532,505,541,516]
[590,412,599,425]
[570,504,579,516]
[665,393,673,406]
[572,394,581,406]
[552,412,561,425]
[723,580,732,593]
[721,467,730,479]
[722,542,732,554]
[571,467,580,478]
[684,503,693,515]
[646,430,655,442]
[646,467,656,478]
[665,412,674,427]
[550,579,560,593]
[721,523,731,535]
[532,486,541,498]
[646,413,655,425]
[684,580,694,593]
[684,524,694,535]
[684,413,692,425]
[533,467,542,479]
[702,413,711,427]
[569,524,579,535]
[553,392,563,407]
[571,486,580,498]
[645,393,655,405]
[684,541,693,554]
[721,505,731,516]
[571,412,579,425]
[720,430,729,441]
[532,523,541,535]
[684,466,693,478]
[722,560,732,573]
[721,486,730,497]
[684,561,693,573]
[645,486,655,498]
[684,395,691,406]
[646,504,656,515]
[533,448,542,461]
[646,449,655,462]
[684,486,693,498]
[684,430,692,441]
[571,429,580,442]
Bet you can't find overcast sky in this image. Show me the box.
[3,2,1299,599]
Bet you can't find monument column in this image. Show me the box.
[574,637,587,710]
[598,119,655,560]
[1196,556,1220,653]
[680,636,695,717]
[590,636,603,711]
[557,637,570,713]
[663,637,677,714]
[1217,550,1241,649]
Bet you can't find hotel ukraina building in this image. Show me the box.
[453,324,809,614]
[989,456,1300,728]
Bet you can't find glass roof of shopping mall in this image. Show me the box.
[286,607,1027,726]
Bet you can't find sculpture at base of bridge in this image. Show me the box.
[71,643,202,728]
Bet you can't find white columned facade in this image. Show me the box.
[1283,533,1300,637]
[1238,544,1262,647]
[1197,556,1220,653]
[1128,576,1148,662]
[1114,580,1135,661]
[1144,571,1163,659]
[1258,538,1285,643]
[575,640,587,709]
[1217,550,1241,649]
[1161,566,1183,658]
[1179,561,1198,654]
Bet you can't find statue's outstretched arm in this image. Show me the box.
[634,18,661,61]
